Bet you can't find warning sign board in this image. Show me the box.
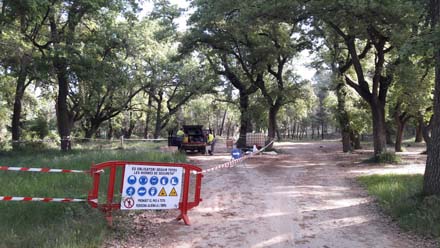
[159,187,167,196]
[121,165,183,210]
[169,187,178,196]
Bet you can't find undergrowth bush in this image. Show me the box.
[364,152,402,164]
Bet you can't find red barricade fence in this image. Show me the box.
[87,161,203,225]
[0,161,203,226]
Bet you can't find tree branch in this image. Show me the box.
[339,41,372,74]
[344,75,372,101]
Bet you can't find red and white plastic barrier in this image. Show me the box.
[0,196,86,202]
[0,166,88,174]
[0,166,89,203]
[194,140,274,175]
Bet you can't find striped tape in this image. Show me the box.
[0,166,88,174]
[0,196,86,202]
[71,137,167,142]
[193,140,274,175]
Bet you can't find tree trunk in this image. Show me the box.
[350,131,361,150]
[143,91,153,139]
[85,124,99,139]
[335,82,352,152]
[226,120,232,139]
[317,125,320,138]
[124,111,135,139]
[219,109,227,136]
[108,120,113,140]
[342,130,351,152]
[11,56,30,150]
[267,105,280,141]
[386,131,393,145]
[237,93,251,148]
[153,93,163,139]
[386,121,394,145]
[371,101,387,155]
[395,122,404,152]
[415,120,423,143]
[54,59,71,151]
[276,129,281,141]
[292,121,297,139]
[50,12,73,151]
[424,0,440,196]
[394,110,410,152]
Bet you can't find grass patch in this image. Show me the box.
[363,152,402,164]
[358,174,440,238]
[0,143,185,248]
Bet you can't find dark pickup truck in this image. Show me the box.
[168,125,208,154]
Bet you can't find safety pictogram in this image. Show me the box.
[123,197,134,209]
[150,176,158,185]
[127,175,136,185]
[171,177,179,186]
[160,176,169,185]
[159,187,167,196]
[169,187,178,196]
[149,187,158,196]
[139,176,148,185]
[138,187,147,196]
[126,187,135,196]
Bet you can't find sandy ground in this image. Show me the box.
[105,140,437,248]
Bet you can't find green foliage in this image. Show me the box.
[0,144,186,247]
[348,98,372,135]
[388,57,434,121]
[364,152,402,164]
[26,114,49,139]
[0,0,436,154]
[358,174,440,238]
[184,0,314,140]
[0,78,13,140]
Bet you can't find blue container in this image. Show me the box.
[231,148,243,159]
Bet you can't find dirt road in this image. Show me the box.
[107,141,434,248]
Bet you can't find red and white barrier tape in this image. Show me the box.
[5,137,168,144]
[71,137,167,142]
[193,140,274,175]
[0,166,88,174]
[0,196,86,202]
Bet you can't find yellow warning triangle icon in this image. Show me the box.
[158,187,167,197]
[169,187,178,196]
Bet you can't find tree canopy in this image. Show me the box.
[1,0,440,196]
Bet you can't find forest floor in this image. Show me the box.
[105,140,438,248]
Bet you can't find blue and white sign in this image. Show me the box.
[138,187,147,196]
[127,175,137,185]
[139,176,148,185]
[170,177,179,186]
[150,176,158,185]
[160,176,169,185]
[126,187,135,196]
[121,164,183,210]
[148,187,157,196]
